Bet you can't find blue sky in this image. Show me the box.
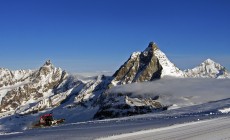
[0,0,229,72]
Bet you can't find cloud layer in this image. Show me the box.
[108,78,230,108]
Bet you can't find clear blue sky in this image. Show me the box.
[0,0,229,72]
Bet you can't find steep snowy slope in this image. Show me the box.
[185,59,230,78]
[152,43,185,77]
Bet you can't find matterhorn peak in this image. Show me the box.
[144,42,159,52]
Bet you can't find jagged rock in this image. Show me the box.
[111,42,163,86]
[94,93,167,119]
[0,68,33,88]
[0,60,68,113]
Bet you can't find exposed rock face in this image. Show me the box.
[73,75,112,107]
[0,68,33,88]
[0,60,68,113]
[184,59,230,78]
[111,42,163,86]
[94,93,166,119]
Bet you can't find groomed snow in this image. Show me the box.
[1,96,230,140]
[98,117,230,140]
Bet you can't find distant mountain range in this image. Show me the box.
[0,42,229,120]
[111,42,230,87]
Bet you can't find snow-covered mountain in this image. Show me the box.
[0,60,112,122]
[0,42,229,118]
[95,42,230,119]
[111,42,230,87]
[0,68,33,88]
[184,59,230,78]
[110,42,184,87]
[0,41,230,132]
[110,42,162,86]
[0,60,68,114]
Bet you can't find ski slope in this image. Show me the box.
[1,114,230,140]
[99,117,230,140]
[1,97,230,140]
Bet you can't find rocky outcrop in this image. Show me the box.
[94,93,167,119]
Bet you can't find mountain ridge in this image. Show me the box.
[184,58,230,79]
[0,41,229,121]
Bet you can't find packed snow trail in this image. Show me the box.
[99,117,230,140]
[0,114,229,140]
[1,97,230,140]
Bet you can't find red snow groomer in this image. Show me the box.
[33,113,65,128]
[39,113,54,126]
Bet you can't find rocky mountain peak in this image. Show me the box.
[148,42,185,78]
[199,58,223,69]
[143,42,158,55]
[184,58,230,78]
[38,60,56,77]
[203,58,215,64]
[41,60,54,69]
[110,42,162,86]
[146,42,158,51]
[44,60,52,66]
[0,60,68,113]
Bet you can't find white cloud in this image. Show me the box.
[108,78,230,108]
